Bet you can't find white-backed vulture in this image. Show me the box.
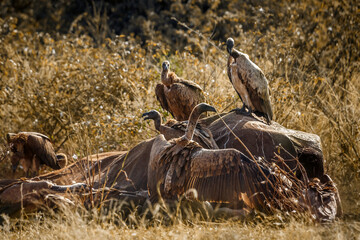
[226,38,273,124]
[155,60,206,121]
[7,132,66,177]
[142,110,218,149]
[147,103,302,213]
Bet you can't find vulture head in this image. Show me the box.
[181,103,216,142]
[7,133,27,173]
[162,60,170,72]
[142,110,162,131]
[226,37,235,54]
[56,153,68,169]
[142,110,161,121]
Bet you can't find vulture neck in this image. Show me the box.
[153,114,162,131]
[161,71,177,87]
[230,49,241,59]
[183,108,203,143]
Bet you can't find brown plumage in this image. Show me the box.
[147,103,298,212]
[155,60,206,121]
[142,110,218,149]
[226,38,273,124]
[7,132,65,177]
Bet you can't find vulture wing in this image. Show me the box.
[156,143,281,209]
[26,134,61,170]
[170,122,217,149]
[21,132,51,141]
[229,63,250,107]
[178,79,204,92]
[184,148,276,206]
[227,56,235,85]
[165,83,205,121]
[155,83,175,118]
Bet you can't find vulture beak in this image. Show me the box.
[12,163,18,173]
[142,110,160,121]
[227,45,232,54]
[6,133,15,143]
[142,112,151,120]
[197,103,216,114]
[162,61,170,71]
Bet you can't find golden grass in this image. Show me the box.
[0,0,359,237]
[0,209,359,240]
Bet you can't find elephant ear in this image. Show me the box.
[26,134,61,170]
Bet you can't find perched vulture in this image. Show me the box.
[155,60,206,121]
[226,38,273,124]
[142,110,218,149]
[7,132,66,177]
[147,103,303,212]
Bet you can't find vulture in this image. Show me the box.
[226,37,273,124]
[7,132,67,177]
[142,110,218,149]
[155,60,206,121]
[147,103,302,212]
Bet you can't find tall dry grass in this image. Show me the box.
[0,0,359,238]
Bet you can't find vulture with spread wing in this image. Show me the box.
[155,61,206,121]
[142,110,218,149]
[7,132,66,177]
[147,103,301,212]
[226,38,273,124]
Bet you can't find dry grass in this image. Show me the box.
[0,208,359,240]
[0,0,359,238]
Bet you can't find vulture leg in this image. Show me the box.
[31,155,40,177]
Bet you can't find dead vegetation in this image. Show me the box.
[0,0,359,238]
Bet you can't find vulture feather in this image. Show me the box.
[148,103,304,213]
[155,60,206,121]
[142,110,218,149]
[7,132,66,177]
[226,38,273,124]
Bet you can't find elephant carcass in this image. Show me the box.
[30,138,155,191]
[0,139,155,217]
[206,112,324,179]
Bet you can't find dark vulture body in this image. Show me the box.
[7,132,65,177]
[142,110,218,149]
[226,38,273,124]
[155,60,205,121]
[147,104,304,213]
